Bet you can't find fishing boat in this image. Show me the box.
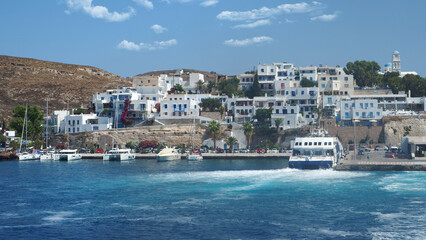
[157,147,181,161]
[288,129,344,169]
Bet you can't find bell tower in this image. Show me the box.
[392,50,401,73]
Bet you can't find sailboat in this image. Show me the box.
[53,103,82,161]
[186,111,203,161]
[103,96,135,161]
[40,99,54,161]
[19,104,40,161]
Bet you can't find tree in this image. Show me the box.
[274,118,283,132]
[254,108,273,123]
[312,107,323,127]
[9,105,44,141]
[344,60,382,87]
[207,81,216,93]
[173,84,185,94]
[217,78,240,97]
[242,121,254,150]
[382,72,404,94]
[219,106,225,119]
[208,120,221,149]
[226,136,238,153]
[402,74,426,97]
[300,77,317,87]
[200,98,221,112]
[246,73,262,98]
[196,80,204,93]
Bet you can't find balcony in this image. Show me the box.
[174,108,187,112]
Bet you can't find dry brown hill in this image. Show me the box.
[0,55,131,120]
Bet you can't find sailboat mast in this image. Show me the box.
[19,104,27,151]
[46,98,49,149]
[25,103,28,150]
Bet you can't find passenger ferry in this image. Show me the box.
[289,129,344,169]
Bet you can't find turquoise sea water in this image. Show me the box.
[0,159,425,239]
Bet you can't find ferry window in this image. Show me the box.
[304,142,308,146]
[318,142,322,146]
[328,142,332,145]
[314,142,317,146]
[309,142,312,146]
[295,142,298,146]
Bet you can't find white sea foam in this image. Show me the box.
[172,198,211,205]
[146,168,370,185]
[377,173,426,193]
[318,228,357,237]
[370,212,404,222]
[42,211,78,222]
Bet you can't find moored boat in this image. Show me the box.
[103,148,135,161]
[53,149,82,161]
[157,147,181,161]
[289,129,344,170]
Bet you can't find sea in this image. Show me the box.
[0,159,425,240]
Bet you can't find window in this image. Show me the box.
[291,109,294,114]
[153,97,156,101]
[360,103,363,108]
[77,120,79,125]
[370,103,374,108]
[283,109,287,114]
[276,109,279,114]
[287,121,290,125]
[77,128,79,132]
[344,77,348,81]
[356,112,359,116]
[295,142,299,146]
[319,142,322,146]
[309,142,312,146]
[345,112,349,118]
[271,69,274,73]
[164,104,167,109]
[261,69,264,72]
[328,98,332,104]
[369,112,374,118]
[314,142,317,146]
[321,84,325,88]
[301,91,305,95]
[304,142,308,146]
[377,112,380,117]
[184,104,187,108]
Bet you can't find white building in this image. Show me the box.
[159,94,200,118]
[382,51,418,77]
[183,73,204,93]
[299,66,318,82]
[64,114,112,134]
[317,66,354,97]
[238,73,255,91]
[258,62,298,96]
[339,99,383,126]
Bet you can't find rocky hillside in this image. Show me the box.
[0,55,131,120]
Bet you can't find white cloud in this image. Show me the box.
[65,0,135,22]
[233,19,271,29]
[310,12,338,21]
[151,24,167,34]
[133,0,154,10]
[118,39,178,51]
[223,36,273,47]
[200,0,219,7]
[217,2,321,21]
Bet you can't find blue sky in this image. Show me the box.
[1,0,425,77]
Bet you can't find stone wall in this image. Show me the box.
[320,119,384,147]
[200,111,223,121]
[51,124,208,150]
[383,117,426,148]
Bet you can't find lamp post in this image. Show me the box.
[353,119,359,161]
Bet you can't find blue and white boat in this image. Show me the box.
[289,129,344,169]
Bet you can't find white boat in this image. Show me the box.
[18,104,40,161]
[40,150,54,161]
[185,113,203,161]
[103,148,135,161]
[19,151,40,161]
[54,149,82,161]
[289,129,344,169]
[186,154,203,161]
[157,147,181,161]
[103,96,136,161]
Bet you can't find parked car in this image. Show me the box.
[270,148,279,153]
[375,146,388,151]
[349,146,355,151]
[385,152,397,158]
[239,149,249,153]
[95,148,104,153]
[257,148,264,153]
[358,150,365,155]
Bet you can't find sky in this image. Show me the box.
[1,0,426,78]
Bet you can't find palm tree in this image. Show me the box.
[208,120,221,150]
[226,136,238,153]
[219,106,225,120]
[196,80,204,94]
[274,118,283,133]
[207,81,216,93]
[242,121,254,150]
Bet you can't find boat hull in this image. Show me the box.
[54,154,82,161]
[40,154,54,161]
[288,160,334,170]
[103,154,135,161]
[156,154,181,161]
[19,154,40,161]
[186,155,203,161]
